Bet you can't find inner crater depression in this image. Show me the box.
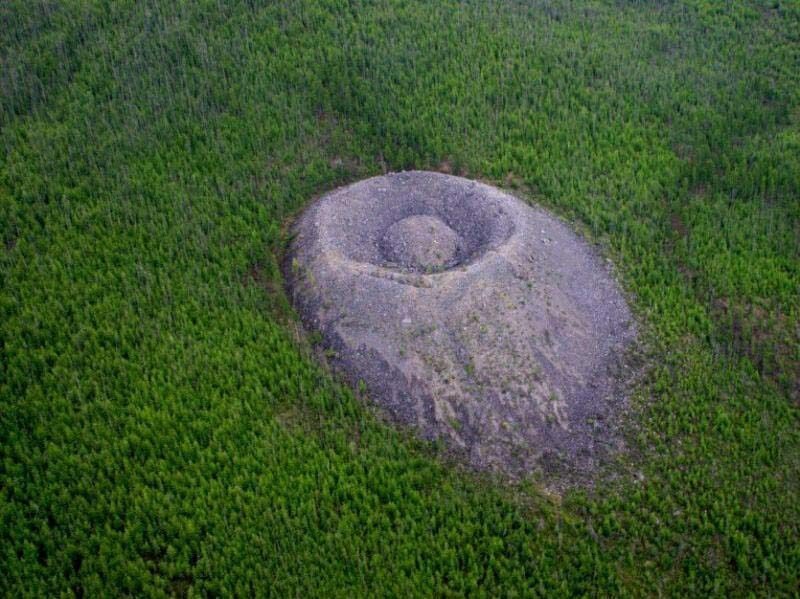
[381,215,461,271]
[286,171,637,484]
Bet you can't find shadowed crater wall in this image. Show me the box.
[286,171,637,485]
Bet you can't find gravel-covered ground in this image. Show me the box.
[287,171,637,486]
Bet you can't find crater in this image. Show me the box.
[286,171,637,488]
[381,215,462,271]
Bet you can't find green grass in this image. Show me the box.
[1,0,798,595]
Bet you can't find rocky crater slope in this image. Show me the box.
[287,171,637,483]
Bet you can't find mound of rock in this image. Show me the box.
[286,171,636,483]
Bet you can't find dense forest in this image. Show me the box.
[1,0,798,595]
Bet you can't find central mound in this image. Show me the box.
[382,215,462,271]
[287,171,636,485]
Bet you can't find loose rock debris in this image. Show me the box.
[287,171,637,485]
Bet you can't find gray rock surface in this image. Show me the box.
[286,171,636,483]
